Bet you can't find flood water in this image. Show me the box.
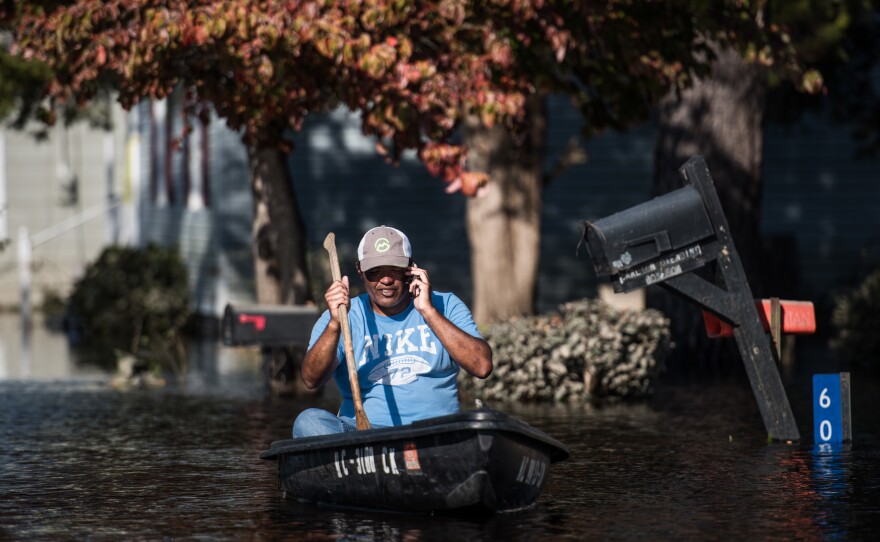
[2,314,879,540]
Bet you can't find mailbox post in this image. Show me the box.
[222,303,320,393]
[583,156,800,442]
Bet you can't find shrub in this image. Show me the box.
[66,244,192,375]
[39,286,68,330]
[831,269,880,370]
[458,299,672,403]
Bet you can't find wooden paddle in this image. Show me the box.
[323,232,371,431]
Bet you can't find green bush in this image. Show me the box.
[458,299,672,403]
[831,269,880,370]
[39,287,67,330]
[67,244,192,374]
[39,287,67,316]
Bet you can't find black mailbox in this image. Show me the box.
[579,155,802,442]
[583,185,718,293]
[222,303,320,347]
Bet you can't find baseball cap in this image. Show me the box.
[357,225,412,271]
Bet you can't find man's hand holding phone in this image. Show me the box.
[408,263,434,314]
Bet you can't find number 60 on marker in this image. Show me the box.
[812,373,852,445]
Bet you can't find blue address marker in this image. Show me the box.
[812,373,852,447]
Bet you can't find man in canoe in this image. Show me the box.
[293,225,493,437]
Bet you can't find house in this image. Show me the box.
[135,94,880,320]
[2,95,878,322]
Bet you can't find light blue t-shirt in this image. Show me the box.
[307,292,482,427]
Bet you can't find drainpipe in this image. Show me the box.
[0,129,8,249]
[18,227,31,327]
[123,105,141,246]
[105,130,119,245]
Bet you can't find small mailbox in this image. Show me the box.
[583,185,717,293]
[222,303,320,347]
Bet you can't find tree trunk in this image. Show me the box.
[248,143,315,395]
[650,45,768,374]
[464,95,546,325]
[247,144,313,305]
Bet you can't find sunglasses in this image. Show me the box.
[363,266,409,282]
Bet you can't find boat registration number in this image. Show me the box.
[333,446,402,478]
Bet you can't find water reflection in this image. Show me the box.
[1,315,880,540]
[0,313,264,395]
[808,444,852,539]
[0,314,87,380]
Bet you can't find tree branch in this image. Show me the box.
[542,135,587,188]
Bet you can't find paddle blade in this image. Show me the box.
[323,232,342,282]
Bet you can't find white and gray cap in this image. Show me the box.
[357,225,412,272]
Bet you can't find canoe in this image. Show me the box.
[259,408,569,514]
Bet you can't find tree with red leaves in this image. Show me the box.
[4,0,554,305]
[3,1,827,323]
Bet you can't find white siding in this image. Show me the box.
[0,105,128,308]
